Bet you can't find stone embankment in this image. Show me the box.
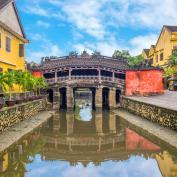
[0,110,54,152]
[121,96,177,131]
[0,99,46,132]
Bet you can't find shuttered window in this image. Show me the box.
[6,36,11,52]
[160,53,164,61]
[19,44,24,57]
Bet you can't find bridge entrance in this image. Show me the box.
[74,88,92,108]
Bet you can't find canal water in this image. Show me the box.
[0,98,177,177]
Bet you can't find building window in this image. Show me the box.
[160,53,164,61]
[156,55,158,63]
[6,36,11,52]
[19,44,24,57]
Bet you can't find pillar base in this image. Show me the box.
[67,107,74,112]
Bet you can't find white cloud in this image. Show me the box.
[27,43,61,63]
[129,34,158,55]
[27,34,61,62]
[18,0,177,57]
[36,20,50,28]
[73,37,124,56]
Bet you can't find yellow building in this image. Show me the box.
[142,26,177,67]
[0,0,28,72]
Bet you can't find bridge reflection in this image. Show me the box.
[0,112,177,176]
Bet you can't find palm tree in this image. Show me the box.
[14,70,24,92]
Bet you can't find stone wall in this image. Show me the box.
[121,97,177,131]
[0,99,46,132]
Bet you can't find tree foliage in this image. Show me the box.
[164,50,177,77]
[112,50,130,59]
[128,55,144,67]
[0,70,47,98]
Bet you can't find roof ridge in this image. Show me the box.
[0,0,12,9]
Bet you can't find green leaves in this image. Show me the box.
[164,50,177,77]
[0,70,47,96]
[128,55,144,67]
[112,50,130,59]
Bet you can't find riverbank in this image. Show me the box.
[121,91,177,131]
[113,109,177,149]
[0,110,55,153]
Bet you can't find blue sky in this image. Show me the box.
[15,0,177,63]
[26,155,162,177]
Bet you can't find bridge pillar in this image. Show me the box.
[109,112,116,134]
[52,113,60,132]
[95,112,103,136]
[95,87,102,111]
[66,113,74,136]
[53,87,60,109]
[67,87,74,112]
[109,88,116,109]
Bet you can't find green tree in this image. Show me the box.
[112,50,130,59]
[36,77,47,95]
[169,50,177,66]
[128,55,144,67]
[69,51,78,57]
[0,73,7,94]
[4,71,16,100]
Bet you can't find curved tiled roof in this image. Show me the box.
[41,55,129,71]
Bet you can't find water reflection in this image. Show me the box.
[0,111,177,177]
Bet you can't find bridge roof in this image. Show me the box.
[41,55,129,71]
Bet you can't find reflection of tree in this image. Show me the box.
[0,132,45,177]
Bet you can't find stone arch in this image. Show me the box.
[47,89,54,103]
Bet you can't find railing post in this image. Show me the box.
[98,69,101,83]
[113,71,115,82]
[69,69,72,80]
[55,70,57,83]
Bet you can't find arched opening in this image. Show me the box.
[59,87,67,110]
[102,87,109,110]
[47,89,53,103]
[116,89,121,104]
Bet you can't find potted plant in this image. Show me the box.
[4,71,16,107]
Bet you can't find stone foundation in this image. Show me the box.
[121,97,177,131]
[0,99,46,132]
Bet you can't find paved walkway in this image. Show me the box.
[127,91,177,111]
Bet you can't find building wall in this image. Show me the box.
[154,28,172,66]
[0,26,26,72]
[0,2,23,36]
[125,70,164,96]
[142,27,177,67]
[32,71,43,78]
